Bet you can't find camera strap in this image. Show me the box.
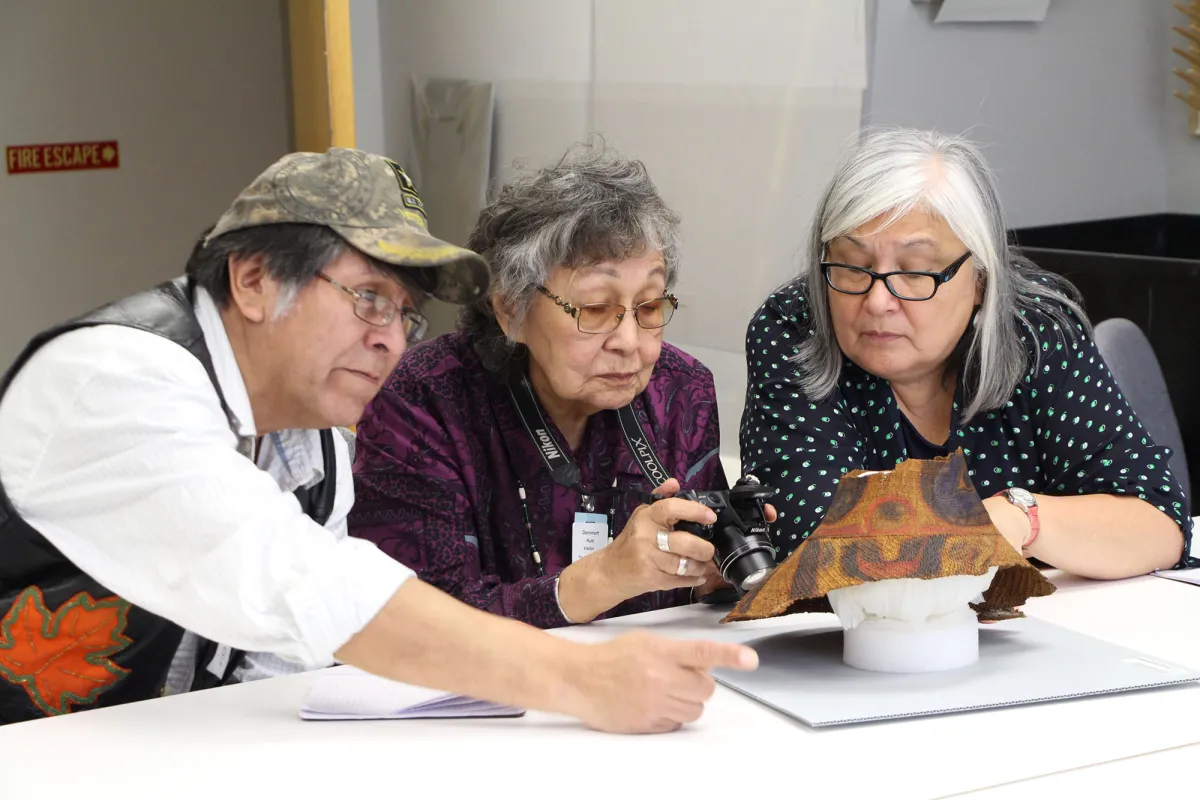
[614,394,669,488]
[507,372,669,494]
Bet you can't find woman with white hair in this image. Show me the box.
[351,142,741,628]
[742,127,1194,578]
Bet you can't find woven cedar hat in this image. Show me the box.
[723,450,1056,624]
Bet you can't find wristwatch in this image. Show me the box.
[994,487,1040,551]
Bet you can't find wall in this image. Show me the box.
[349,0,387,155]
[373,0,595,187]
[368,0,600,336]
[355,1,867,459]
[866,0,1168,228]
[0,1,290,365]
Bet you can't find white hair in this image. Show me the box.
[794,127,1087,421]
[270,281,302,321]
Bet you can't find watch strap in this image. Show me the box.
[994,489,1040,551]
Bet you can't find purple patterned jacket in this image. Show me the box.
[349,332,728,629]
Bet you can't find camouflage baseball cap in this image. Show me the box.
[205,148,489,304]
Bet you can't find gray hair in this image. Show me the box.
[794,127,1088,421]
[460,139,681,372]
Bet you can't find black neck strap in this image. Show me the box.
[507,373,669,493]
[614,396,669,488]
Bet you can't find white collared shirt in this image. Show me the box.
[0,285,413,676]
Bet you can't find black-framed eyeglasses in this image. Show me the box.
[819,251,972,301]
[536,285,679,334]
[316,273,429,343]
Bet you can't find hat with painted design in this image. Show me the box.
[205,147,489,304]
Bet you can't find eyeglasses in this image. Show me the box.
[536,285,679,334]
[820,251,972,301]
[316,273,429,343]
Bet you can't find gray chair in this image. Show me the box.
[1093,318,1190,505]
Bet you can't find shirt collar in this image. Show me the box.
[193,286,257,439]
[192,284,326,492]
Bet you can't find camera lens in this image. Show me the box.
[720,544,776,594]
[676,481,778,596]
[740,566,772,591]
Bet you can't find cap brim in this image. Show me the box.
[335,225,490,305]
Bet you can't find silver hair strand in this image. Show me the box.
[793,127,1088,421]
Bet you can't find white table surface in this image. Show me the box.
[2,571,1198,800]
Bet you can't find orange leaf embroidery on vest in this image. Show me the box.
[0,587,132,716]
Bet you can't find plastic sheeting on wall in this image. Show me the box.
[368,0,867,384]
[411,76,495,337]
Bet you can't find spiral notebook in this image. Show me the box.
[299,665,525,721]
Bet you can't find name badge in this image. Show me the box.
[206,644,233,680]
[571,512,609,563]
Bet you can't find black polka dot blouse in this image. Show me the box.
[739,281,1196,568]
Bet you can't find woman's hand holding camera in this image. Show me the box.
[557,478,720,623]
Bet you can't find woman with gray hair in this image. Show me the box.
[742,127,1194,578]
[350,142,738,628]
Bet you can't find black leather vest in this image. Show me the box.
[0,278,336,724]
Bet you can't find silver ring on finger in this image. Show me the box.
[676,556,689,577]
[656,530,672,554]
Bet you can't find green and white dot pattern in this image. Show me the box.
[738,282,1195,566]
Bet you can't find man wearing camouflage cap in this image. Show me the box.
[0,148,756,732]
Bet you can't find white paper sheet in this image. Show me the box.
[1153,517,1200,584]
[299,666,524,721]
[1155,568,1200,588]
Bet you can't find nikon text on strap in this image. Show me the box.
[506,373,669,493]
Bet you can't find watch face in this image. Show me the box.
[1008,487,1035,507]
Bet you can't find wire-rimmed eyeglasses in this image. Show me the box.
[820,251,972,301]
[316,273,429,343]
[536,285,679,334]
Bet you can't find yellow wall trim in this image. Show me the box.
[287,0,356,152]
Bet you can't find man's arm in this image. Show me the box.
[337,578,757,734]
[0,326,758,733]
